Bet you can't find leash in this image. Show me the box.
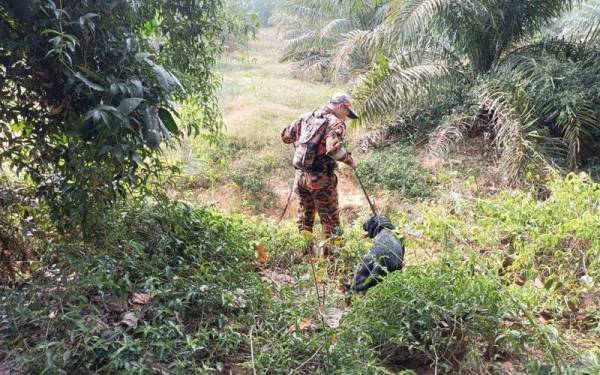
[352,166,378,217]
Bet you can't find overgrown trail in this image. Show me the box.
[183,28,367,221]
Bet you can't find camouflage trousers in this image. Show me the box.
[295,171,340,236]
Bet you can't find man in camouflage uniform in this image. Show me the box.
[281,93,359,239]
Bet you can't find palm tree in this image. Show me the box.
[274,0,600,181]
[274,0,390,80]
[346,0,600,181]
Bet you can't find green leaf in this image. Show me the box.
[74,72,104,91]
[62,34,80,46]
[158,108,178,134]
[142,108,161,148]
[129,79,144,97]
[132,153,143,165]
[544,276,557,290]
[117,98,145,115]
[62,350,72,363]
[157,117,172,141]
[134,52,152,62]
[152,64,182,92]
[79,13,99,28]
[84,109,108,125]
[41,29,62,36]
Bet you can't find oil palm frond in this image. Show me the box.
[331,29,379,79]
[385,0,454,42]
[276,0,391,80]
[427,117,469,158]
[495,34,600,169]
[279,31,320,61]
[551,0,600,39]
[319,18,354,39]
[351,53,451,128]
[476,81,564,183]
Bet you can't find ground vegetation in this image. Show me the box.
[1,1,599,374]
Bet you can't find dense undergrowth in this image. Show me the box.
[357,144,434,200]
[1,203,269,373]
[346,173,600,374]
[336,259,504,374]
[2,173,598,374]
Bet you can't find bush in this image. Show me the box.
[334,257,503,373]
[357,144,435,199]
[0,1,223,230]
[412,173,600,371]
[229,160,277,210]
[464,173,600,316]
[1,202,268,373]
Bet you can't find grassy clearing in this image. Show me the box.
[166,28,469,226]
[166,27,508,223]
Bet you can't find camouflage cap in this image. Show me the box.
[329,92,359,120]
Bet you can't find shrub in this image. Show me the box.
[466,173,600,316]
[335,257,503,373]
[412,173,600,371]
[0,1,223,230]
[0,202,268,373]
[229,160,277,210]
[357,144,435,199]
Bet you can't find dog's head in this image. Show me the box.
[363,215,396,238]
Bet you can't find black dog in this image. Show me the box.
[352,215,405,292]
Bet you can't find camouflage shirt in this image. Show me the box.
[281,106,354,167]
